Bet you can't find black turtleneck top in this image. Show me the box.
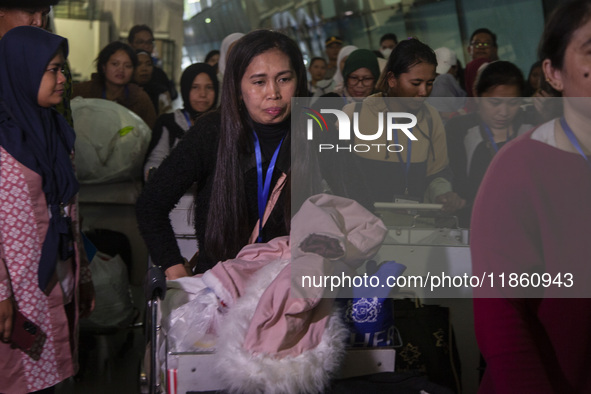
[136,111,291,273]
[252,118,290,160]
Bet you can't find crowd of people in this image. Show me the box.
[1,0,590,392]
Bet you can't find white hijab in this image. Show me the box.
[332,45,358,90]
[218,32,245,76]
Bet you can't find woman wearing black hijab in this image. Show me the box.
[0,26,94,393]
[144,63,219,179]
[133,49,172,115]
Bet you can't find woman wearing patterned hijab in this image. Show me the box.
[0,26,94,393]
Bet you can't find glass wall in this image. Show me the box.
[183,0,545,77]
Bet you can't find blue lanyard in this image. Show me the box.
[182,110,192,127]
[483,125,513,154]
[483,125,500,153]
[393,129,412,195]
[560,117,591,171]
[253,131,285,243]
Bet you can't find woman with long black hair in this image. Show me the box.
[136,29,308,278]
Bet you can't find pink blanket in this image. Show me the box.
[206,194,387,393]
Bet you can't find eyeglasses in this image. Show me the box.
[347,76,375,87]
[470,42,493,49]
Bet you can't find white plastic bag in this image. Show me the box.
[165,287,221,353]
[85,251,134,328]
[71,97,151,184]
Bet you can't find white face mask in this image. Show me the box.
[380,47,393,59]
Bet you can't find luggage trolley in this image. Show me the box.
[141,201,479,393]
[142,287,225,393]
[141,192,201,394]
[141,198,405,394]
[142,280,398,394]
